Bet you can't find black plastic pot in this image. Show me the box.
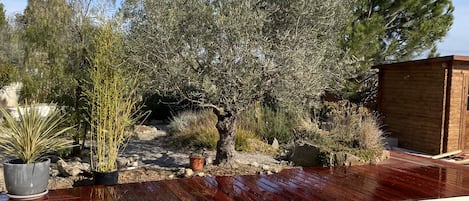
[3,158,50,196]
[93,170,119,185]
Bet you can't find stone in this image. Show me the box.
[155,153,163,158]
[50,169,60,177]
[131,161,139,167]
[196,172,205,177]
[272,138,279,150]
[57,159,83,177]
[380,150,391,161]
[290,142,321,167]
[184,168,194,177]
[266,171,273,175]
[117,157,130,168]
[262,165,270,171]
[205,156,213,165]
[0,82,22,108]
[130,154,140,162]
[69,168,82,177]
[331,152,363,166]
[273,167,282,173]
[134,125,167,141]
[251,162,259,168]
[176,168,186,176]
[345,153,362,166]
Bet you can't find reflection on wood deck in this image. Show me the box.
[40,151,469,200]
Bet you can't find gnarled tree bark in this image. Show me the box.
[213,108,236,166]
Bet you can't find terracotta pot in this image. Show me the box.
[189,156,205,171]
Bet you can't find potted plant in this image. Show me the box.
[87,23,141,185]
[189,151,206,171]
[0,104,73,198]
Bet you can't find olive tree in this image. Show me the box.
[122,0,354,165]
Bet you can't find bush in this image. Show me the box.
[238,103,299,144]
[295,101,384,164]
[0,64,20,88]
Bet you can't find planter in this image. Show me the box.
[93,170,119,185]
[3,158,50,196]
[189,155,205,171]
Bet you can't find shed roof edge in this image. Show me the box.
[372,55,469,69]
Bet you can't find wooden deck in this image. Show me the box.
[35,151,469,200]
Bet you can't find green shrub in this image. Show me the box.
[296,101,384,164]
[0,64,20,88]
[238,103,299,144]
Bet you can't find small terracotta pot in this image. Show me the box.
[189,156,205,171]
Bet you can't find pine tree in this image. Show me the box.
[342,0,454,102]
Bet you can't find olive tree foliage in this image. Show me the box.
[122,0,354,165]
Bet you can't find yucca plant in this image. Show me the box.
[0,104,74,164]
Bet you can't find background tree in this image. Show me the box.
[341,0,454,103]
[122,0,354,165]
[22,0,76,103]
[0,3,23,87]
[17,0,116,155]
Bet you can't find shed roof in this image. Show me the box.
[372,55,469,69]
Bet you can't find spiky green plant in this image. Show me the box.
[0,105,74,163]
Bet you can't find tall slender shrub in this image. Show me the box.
[87,23,140,172]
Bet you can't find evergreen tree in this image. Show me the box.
[342,0,454,103]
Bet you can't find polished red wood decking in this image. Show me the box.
[38,151,469,200]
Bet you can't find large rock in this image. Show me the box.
[57,159,90,177]
[290,142,321,167]
[333,152,362,166]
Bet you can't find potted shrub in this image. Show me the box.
[87,23,141,185]
[0,104,73,198]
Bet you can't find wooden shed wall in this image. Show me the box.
[446,68,464,152]
[447,62,469,152]
[379,63,446,154]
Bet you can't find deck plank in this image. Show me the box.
[40,151,469,201]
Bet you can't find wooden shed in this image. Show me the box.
[375,55,469,154]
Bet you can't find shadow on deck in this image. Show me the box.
[36,151,469,200]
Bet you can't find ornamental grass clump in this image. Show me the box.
[87,23,141,173]
[0,104,74,164]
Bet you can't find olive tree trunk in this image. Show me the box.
[214,109,236,166]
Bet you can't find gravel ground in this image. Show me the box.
[0,124,290,192]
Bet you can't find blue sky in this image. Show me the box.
[1,0,468,56]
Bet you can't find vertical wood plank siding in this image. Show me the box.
[379,63,446,154]
[375,56,469,154]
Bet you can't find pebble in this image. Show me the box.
[251,162,259,168]
[185,169,194,177]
